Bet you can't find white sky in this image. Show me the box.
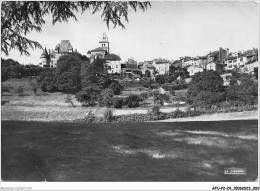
[2,1,259,64]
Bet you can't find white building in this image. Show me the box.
[155,61,170,75]
[187,65,203,76]
[206,62,217,71]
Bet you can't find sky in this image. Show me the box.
[2,1,259,65]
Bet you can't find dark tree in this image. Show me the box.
[145,70,151,78]
[81,58,108,89]
[155,75,165,84]
[254,67,258,79]
[56,54,82,93]
[1,1,151,56]
[187,70,225,108]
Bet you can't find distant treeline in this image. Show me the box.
[1,58,45,81]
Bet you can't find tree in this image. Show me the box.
[145,70,151,78]
[100,88,114,107]
[2,1,151,56]
[75,85,102,106]
[81,58,107,89]
[155,75,165,84]
[56,54,82,93]
[187,70,225,108]
[254,67,258,79]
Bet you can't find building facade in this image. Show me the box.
[187,65,203,76]
[39,40,74,67]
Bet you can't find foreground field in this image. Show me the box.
[1,120,258,181]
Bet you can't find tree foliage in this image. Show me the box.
[37,53,82,93]
[1,1,151,56]
[80,58,108,89]
[187,70,225,107]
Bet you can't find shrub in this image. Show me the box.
[75,86,102,106]
[125,94,142,108]
[103,108,114,122]
[108,82,122,95]
[153,93,170,105]
[84,111,96,123]
[1,85,9,95]
[30,82,38,95]
[170,90,175,96]
[140,92,148,100]
[15,86,24,95]
[155,75,165,84]
[113,97,124,108]
[151,105,161,115]
[100,88,114,107]
[65,95,76,107]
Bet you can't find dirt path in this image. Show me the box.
[158,110,258,122]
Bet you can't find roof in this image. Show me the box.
[104,53,121,61]
[227,56,237,60]
[183,57,191,62]
[187,65,203,70]
[55,40,73,52]
[156,61,169,64]
[199,55,207,59]
[40,48,48,58]
[238,49,257,58]
[90,47,107,53]
[208,50,219,56]
[124,63,139,69]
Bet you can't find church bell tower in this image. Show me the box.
[99,33,110,54]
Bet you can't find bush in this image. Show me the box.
[1,85,9,95]
[65,95,76,107]
[113,97,124,108]
[103,108,114,122]
[125,94,142,108]
[140,92,148,100]
[155,75,165,84]
[75,86,101,106]
[15,86,24,95]
[108,82,122,95]
[150,105,161,115]
[100,88,114,107]
[30,82,38,95]
[153,92,170,105]
[84,110,96,123]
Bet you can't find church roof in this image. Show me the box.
[40,48,48,58]
[104,53,121,61]
[90,47,107,53]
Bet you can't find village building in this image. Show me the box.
[87,33,121,74]
[39,40,75,67]
[121,63,140,75]
[187,65,203,76]
[224,49,258,72]
[141,61,157,76]
[155,61,170,75]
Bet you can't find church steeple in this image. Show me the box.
[99,33,110,53]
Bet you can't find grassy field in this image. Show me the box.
[1,78,186,121]
[1,120,258,181]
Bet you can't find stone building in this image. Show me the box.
[39,40,75,67]
[87,33,121,74]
